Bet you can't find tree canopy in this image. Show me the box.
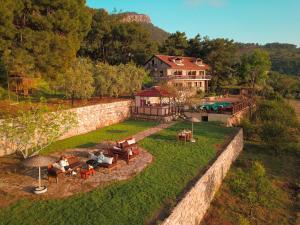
[159,31,188,56]
[79,9,157,65]
[0,0,91,84]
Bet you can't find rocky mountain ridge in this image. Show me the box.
[119,12,151,24]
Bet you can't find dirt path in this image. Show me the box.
[132,122,175,141]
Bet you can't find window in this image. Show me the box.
[188,71,196,75]
[152,60,155,66]
[199,71,205,76]
[195,58,203,65]
[160,71,164,77]
[188,82,192,88]
[173,57,183,65]
[174,70,182,75]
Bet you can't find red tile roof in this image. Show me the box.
[154,55,210,70]
[136,86,173,97]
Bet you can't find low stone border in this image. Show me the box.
[161,128,243,225]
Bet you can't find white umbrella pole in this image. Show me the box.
[192,122,194,138]
[38,166,41,188]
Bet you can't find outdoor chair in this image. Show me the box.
[111,138,140,164]
[86,153,119,170]
[47,156,82,182]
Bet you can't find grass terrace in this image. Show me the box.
[0,121,237,225]
[43,119,159,154]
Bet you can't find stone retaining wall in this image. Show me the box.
[60,100,132,139]
[0,100,132,156]
[162,128,243,225]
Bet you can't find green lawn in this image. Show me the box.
[43,119,159,154]
[0,121,236,225]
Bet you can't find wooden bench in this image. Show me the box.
[47,156,82,183]
[111,138,140,164]
[86,153,119,171]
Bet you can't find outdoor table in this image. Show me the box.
[80,166,95,179]
[177,130,192,142]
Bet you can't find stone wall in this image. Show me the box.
[184,108,250,127]
[0,100,132,157]
[60,100,132,139]
[162,129,243,225]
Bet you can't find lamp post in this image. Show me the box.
[189,117,200,143]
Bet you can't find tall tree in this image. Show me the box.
[0,0,92,89]
[185,34,203,58]
[159,31,188,56]
[239,49,271,98]
[79,11,156,65]
[201,38,238,91]
[64,58,94,105]
[93,62,149,97]
[79,9,114,62]
[109,22,156,65]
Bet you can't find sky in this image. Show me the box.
[86,0,300,46]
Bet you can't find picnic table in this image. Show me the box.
[177,130,192,142]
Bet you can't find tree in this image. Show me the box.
[201,38,238,91]
[267,72,300,98]
[240,49,271,96]
[64,58,95,105]
[109,22,156,65]
[0,106,77,159]
[79,9,114,62]
[79,10,156,65]
[229,161,277,218]
[159,31,188,56]
[93,62,150,97]
[255,99,299,154]
[185,34,203,58]
[0,0,92,89]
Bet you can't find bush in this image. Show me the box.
[0,87,6,99]
[0,87,17,100]
[240,118,256,140]
[238,215,250,225]
[229,161,277,211]
[253,99,300,154]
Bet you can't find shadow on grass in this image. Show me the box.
[106,130,127,134]
[76,142,97,148]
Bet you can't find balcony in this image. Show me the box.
[158,75,212,80]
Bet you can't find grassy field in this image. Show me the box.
[201,142,300,225]
[201,99,300,225]
[43,119,159,154]
[0,121,236,225]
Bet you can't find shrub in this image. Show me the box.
[240,118,256,140]
[238,215,250,225]
[229,161,277,215]
[253,99,300,154]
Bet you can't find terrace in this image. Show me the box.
[0,119,236,225]
[131,86,182,121]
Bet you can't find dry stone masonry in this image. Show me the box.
[0,100,132,156]
[162,129,244,225]
[60,100,132,139]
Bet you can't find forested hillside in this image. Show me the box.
[238,43,300,76]
[0,1,299,102]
